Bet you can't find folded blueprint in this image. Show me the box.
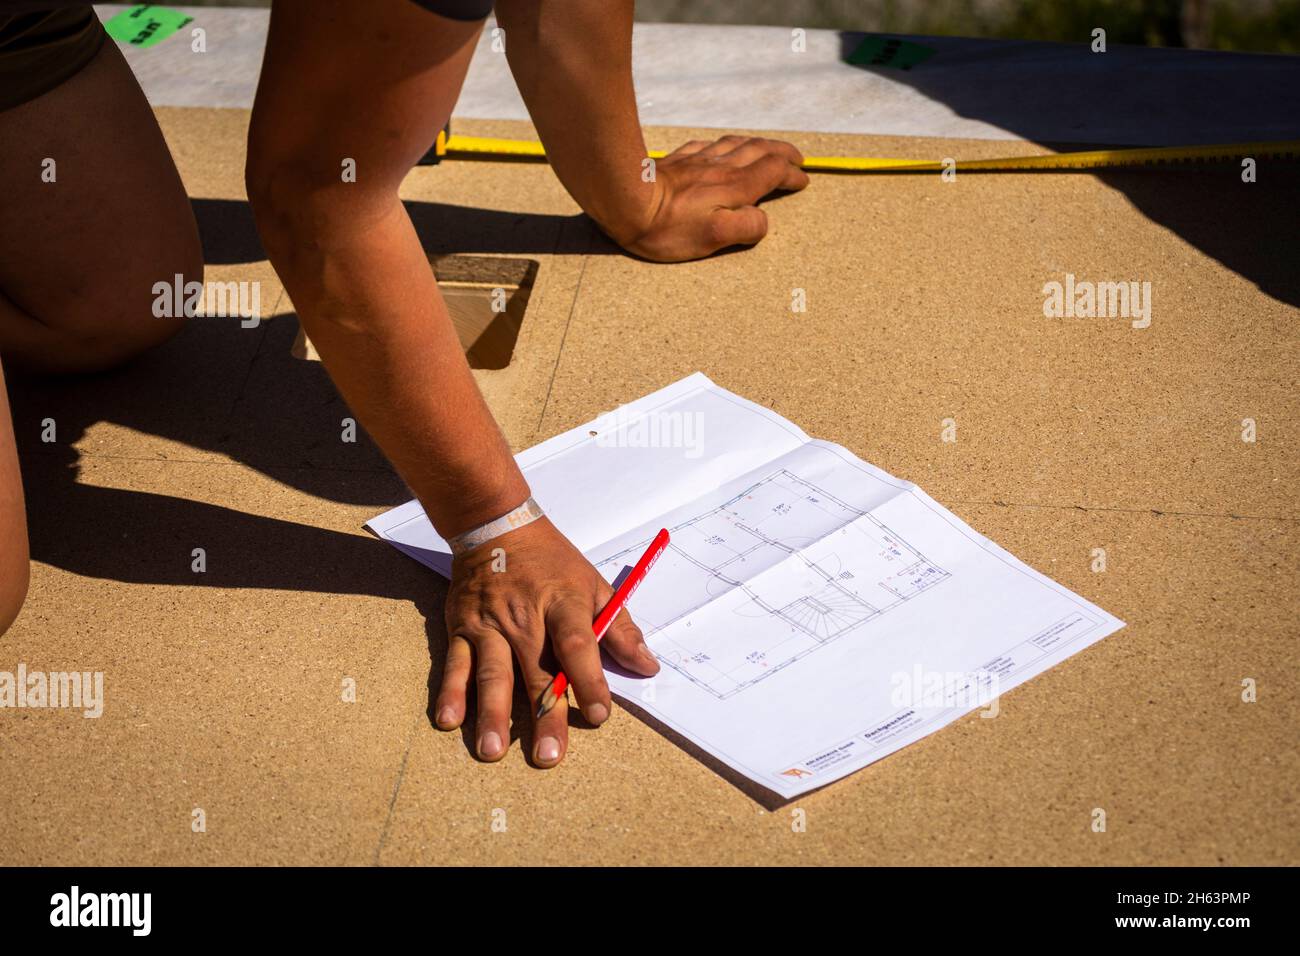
[367,374,1123,798]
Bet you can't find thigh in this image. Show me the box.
[0,31,201,372]
[0,356,28,635]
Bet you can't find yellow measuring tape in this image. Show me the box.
[435,131,1300,173]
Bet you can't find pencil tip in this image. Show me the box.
[535,690,555,720]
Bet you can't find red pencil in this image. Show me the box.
[534,528,671,719]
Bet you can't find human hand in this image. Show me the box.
[614,136,810,262]
[435,516,660,767]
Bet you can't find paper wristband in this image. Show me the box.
[447,497,545,554]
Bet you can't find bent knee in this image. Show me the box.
[72,317,186,371]
[48,297,190,374]
[50,254,199,373]
[15,242,200,374]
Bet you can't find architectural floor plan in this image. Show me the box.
[594,469,949,699]
[369,373,1124,798]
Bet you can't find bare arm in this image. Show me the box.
[495,0,810,261]
[248,1,525,540]
[247,0,655,771]
[246,0,801,772]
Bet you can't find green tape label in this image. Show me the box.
[846,36,936,71]
[104,5,194,49]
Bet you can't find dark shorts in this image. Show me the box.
[0,6,104,112]
[0,1,493,113]
[411,0,494,21]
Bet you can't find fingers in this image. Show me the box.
[777,158,812,193]
[512,651,571,769]
[703,135,804,165]
[637,136,807,261]
[471,632,514,762]
[434,632,474,729]
[706,205,769,250]
[692,138,806,206]
[668,139,711,157]
[726,152,810,204]
[600,606,659,677]
[545,599,613,728]
[721,146,809,192]
[696,134,751,157]
[724,137,805,167]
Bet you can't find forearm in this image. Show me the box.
[494,0,655,245]
[260,193,528,539]
[244,0,519,539]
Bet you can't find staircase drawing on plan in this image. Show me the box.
[594,469,950,699]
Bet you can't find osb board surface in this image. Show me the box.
[1,110,1296,866]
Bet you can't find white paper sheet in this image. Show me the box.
[367,373,1124,797]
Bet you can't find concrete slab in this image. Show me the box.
[96,4,1300,144]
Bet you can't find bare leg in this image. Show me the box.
[0,37,202,373]
[0,358,28,634]
[0,32,203,632]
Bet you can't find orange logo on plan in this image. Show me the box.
[781,768,812,778]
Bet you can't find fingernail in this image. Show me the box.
[537,736,561,763]
[639,644,658,665]
[479,731,503,759]
[436,706,457,728]
[585,702,609,725]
